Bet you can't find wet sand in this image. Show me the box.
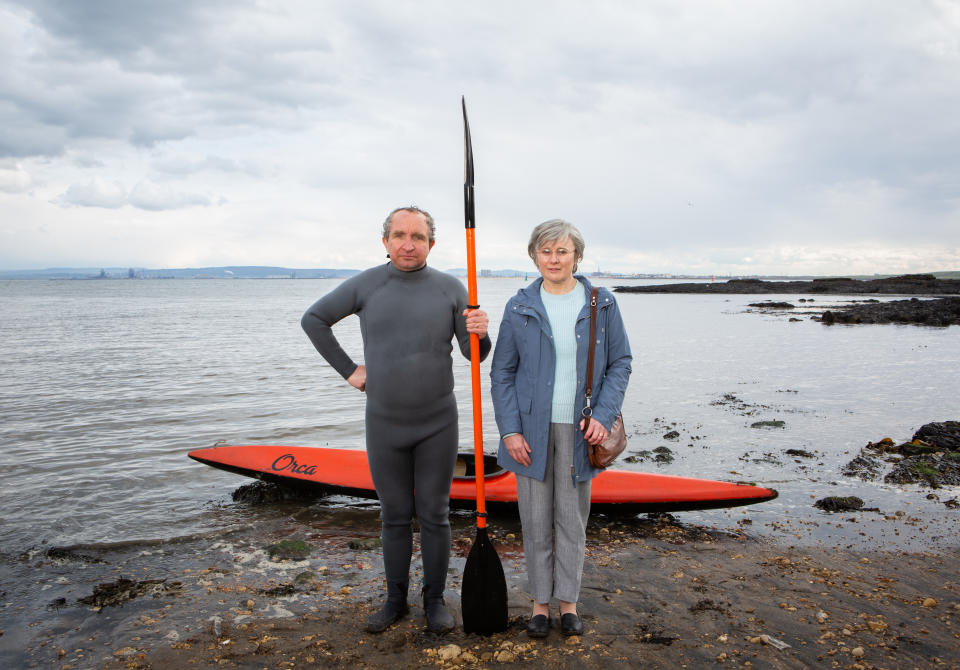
[7,507,959,670]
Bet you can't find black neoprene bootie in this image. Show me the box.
[365,582,409,633]
[423,586,455,633]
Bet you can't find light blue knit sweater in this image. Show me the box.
[540,281,586,424]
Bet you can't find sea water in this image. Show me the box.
[1,276,958,558]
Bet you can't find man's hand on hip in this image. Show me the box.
[347,365,366,392]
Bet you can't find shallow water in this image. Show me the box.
[1,276,958,559]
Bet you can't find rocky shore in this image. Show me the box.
[8,421,960,669]
[818,297,960,327]
[15,515,959,670]
[614,274,960,325]
[842,421,960,490]
[614,274,960,295]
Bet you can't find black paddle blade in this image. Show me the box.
[461,526,508,634]
[462,96,475,229]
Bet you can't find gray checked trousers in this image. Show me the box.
[515,422,592,604]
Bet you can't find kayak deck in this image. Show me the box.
[189,445,778,514]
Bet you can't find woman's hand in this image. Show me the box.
[504,434,532,467]
[579,417,608,446]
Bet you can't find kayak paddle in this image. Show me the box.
[459,96,509,635]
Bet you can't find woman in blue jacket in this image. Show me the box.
[491,219,632,638]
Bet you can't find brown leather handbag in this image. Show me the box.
[581,288,627,469]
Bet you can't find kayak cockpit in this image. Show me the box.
[453,452,506,479]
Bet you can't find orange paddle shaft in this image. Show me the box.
[465,227,487,527]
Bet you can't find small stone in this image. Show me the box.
[851,646,865,658]
[266,539,315,560]
[496,650,517,662]
[347,538,381,550]
[922,597,938,608]
[438,644,461,661]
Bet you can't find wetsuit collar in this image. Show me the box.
[385,260,430,279]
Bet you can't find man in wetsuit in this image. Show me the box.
[301,206,491,633]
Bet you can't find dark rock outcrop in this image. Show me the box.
[912,421,960,450]
[818,297,960,326]
[614,276,960,295]
[232,480,320,503]
[885,453,960,488]
[841,454,884,480]
[842,422,960,488]
[748,301,795,309]
[751,420,785,429]
[814,496,865,512]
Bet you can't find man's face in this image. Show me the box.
[382,210,435,271]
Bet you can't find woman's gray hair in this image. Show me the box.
[382,205,436,242]
[527,219,585,273]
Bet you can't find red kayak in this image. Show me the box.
[189,445,777,513]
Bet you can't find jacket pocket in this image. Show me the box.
[516,378,534,415]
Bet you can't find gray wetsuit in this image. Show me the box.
[301,262,491,602]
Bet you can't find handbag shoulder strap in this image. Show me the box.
[584,287,599,401]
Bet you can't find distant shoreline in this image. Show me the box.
[3,266,959,281]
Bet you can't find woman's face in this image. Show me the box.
[535,235,577,284]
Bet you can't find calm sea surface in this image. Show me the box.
[2,276,959,556]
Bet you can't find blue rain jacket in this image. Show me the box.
[490,275,632,484]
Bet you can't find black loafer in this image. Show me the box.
[526,614,550,638]
[560,613,583,636]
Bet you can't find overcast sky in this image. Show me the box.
[1,1,958,275]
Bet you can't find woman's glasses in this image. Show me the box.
[537,248,571,260]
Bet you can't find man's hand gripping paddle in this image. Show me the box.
[459,97,509,635]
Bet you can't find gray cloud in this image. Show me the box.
[2,1,958,273]
[0,162,32,192]
[56,177,126,208]
[55,177,211,211]
[151,154,264,177]
[128,180,211,211]
[1,0,341,157]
